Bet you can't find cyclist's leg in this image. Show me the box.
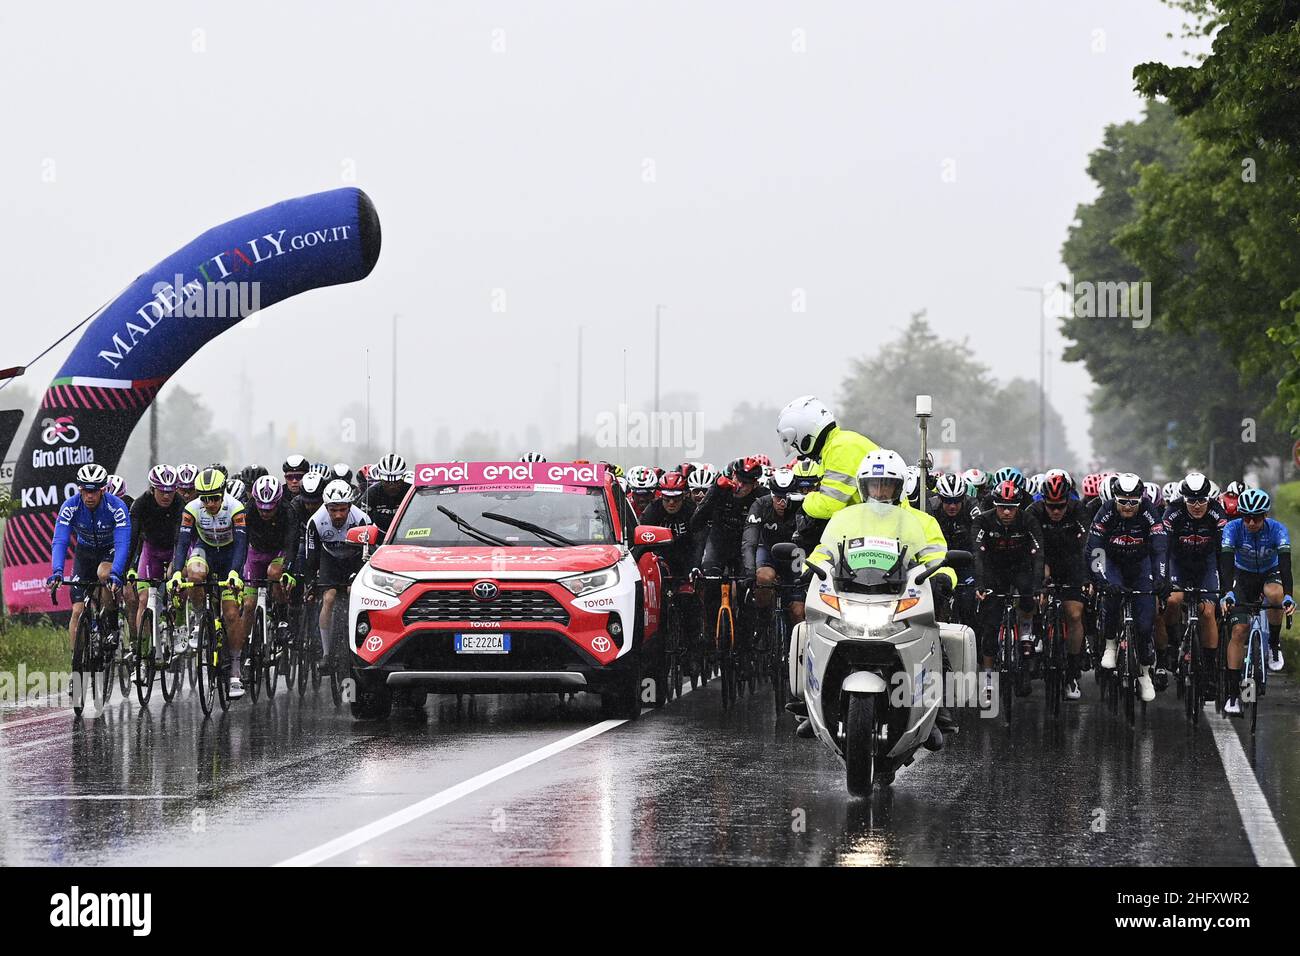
[1198,562,1219,651]
[1100,561,1123,668]
[1129,559,1156,666]
[1262,577,1285,652]
[1013,568,1035,641]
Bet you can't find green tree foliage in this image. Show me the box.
[1059,96,1289,480]
[1126,1,1300,462]
[838,314,1074,472]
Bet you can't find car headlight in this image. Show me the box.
[559,565,620,597]
[364,567,415,597]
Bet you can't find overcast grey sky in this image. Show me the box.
[0,0,1204,465]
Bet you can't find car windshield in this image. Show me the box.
[387,485,615,547]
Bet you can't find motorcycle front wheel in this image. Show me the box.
[845,693,878,797]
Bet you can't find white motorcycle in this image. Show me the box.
[776,539,976,797]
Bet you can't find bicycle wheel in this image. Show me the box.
[296,628,310,698]
[249,608,264,704]
[773,610,789,714]
[1122,629,1136,728]
[196,612,218,717]
[185,604,198,690]
[265,608,280,699]
[1182,623,1197,724]
[1248,628,1264,736]
[718,612,735,710]
[134,609,156,706]
[999,611,1014,726]
[160,612,182,703]
[71,615,92,716]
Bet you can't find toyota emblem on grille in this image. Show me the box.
[472,580,499,601]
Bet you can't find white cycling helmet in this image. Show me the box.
[105,474,127,498]
[626,465,657,492]
[857,449,907,504]
[1162,481,1181,503]
[1027,473,1045,496]
[322,479,355,505]
[148,464,178,492]
[776,395,836,458]
[935,473,966,500]
[372,453,408,482]
[76,463,108,489]
[1143,481,1162,507]
[1181,472,1211,499]
[1113,473,1144,500]
[225,477,246,501]
[688,464,718,491]
[251,474,283,508]
[1208,479,1221,498]
[519,452,548,463]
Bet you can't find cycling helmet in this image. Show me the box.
[373,453,408,482]
[307,462,330,477]
[1098,478,1114,503]
[1162,481,1181,504]
[733,456,764,482]
[251,474,283,509]
[991,480,1021,507]
[627,465,658,492]
[856,449,907,504]
[1224,480,1245,497]
[1045,467,1072,489]
[991,466,1026,494]
[322,479,355,505]
[194,467,226,495]
[601,461,625,480]
[903,467,923,507]
[225,477,247,501]
[1143,481,1163,508]
[105,474,127,498]
[1237,488,1270,516]
[1180,472,1211,500]
[240,464,269,488]
[1113,473,1144,500]
[1208,480,1221,498]
[1027,473,1045,497]
[935,473,966,501]
[148,464,178,492]
[330,462,354,485]
[207,463,229,482]
[520,452,548,463]
[776,395,836,458]
[299,471,326,500]
[658,472,687,498]
[1041,473,1070,504]
[769,467,797,498]
[76,463,108,489]
[688,464,718,491]
[1080,473,1101,498]
[282,454,309,476]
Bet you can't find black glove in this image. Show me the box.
[932,575,953,603]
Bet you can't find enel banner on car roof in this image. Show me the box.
[414,461,607,488]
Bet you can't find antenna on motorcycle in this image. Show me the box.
[916,394,932,512]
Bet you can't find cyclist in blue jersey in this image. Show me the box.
[1219,488,1294,713]
[46,463,132,657]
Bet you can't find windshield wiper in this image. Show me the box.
[480,511,577,547]
[436,505,513,548]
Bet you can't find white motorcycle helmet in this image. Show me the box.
[856,449,907,505]
[776,395,836,458]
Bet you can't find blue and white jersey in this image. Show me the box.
[1221,517,1290,574]
[50,492,131,576]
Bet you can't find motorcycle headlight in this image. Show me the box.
[364,567,415,597]
[559,565,620,597]
[841,602,907,639]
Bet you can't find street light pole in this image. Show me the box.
[1018,285,1049,470]
[391,314,398,452]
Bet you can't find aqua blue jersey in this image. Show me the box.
[1221,517,1290,574]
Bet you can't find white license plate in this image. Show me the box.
[454,633,511,654]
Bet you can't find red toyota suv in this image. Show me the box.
[344,461,673,720]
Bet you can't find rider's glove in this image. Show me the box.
[1284,595,1296,614]
[280,571,298,590]
[45,572,62,588]
[689,567,703,584]
[168,570,184,593]
[224,571,244,593]
[107,572,124,590]
[1156,578,1172,600]
[126,568,138,583]
[1221,590,1237,611]
[932,575,953,603]
[975,588,990,602]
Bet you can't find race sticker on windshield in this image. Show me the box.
[404,527,430,539]
[844,535,900,572]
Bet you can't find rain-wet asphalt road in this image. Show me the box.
[0,667,1295,866]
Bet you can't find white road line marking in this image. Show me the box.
[275,717,628,866]
[276,670,712,867]
[1208,715,1295,867]
[0,711,75,731]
